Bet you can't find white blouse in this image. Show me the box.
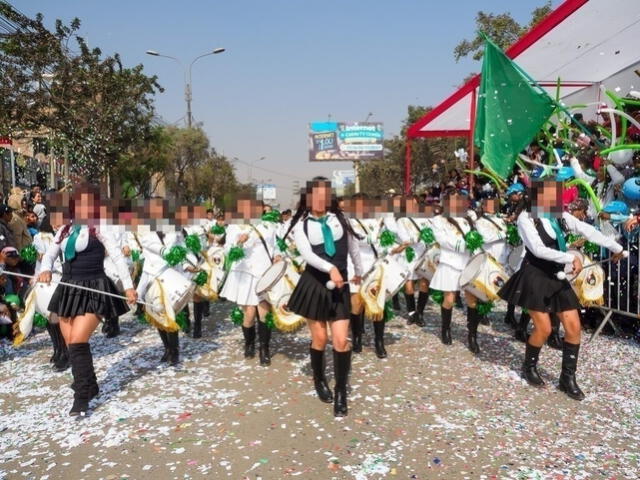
[518,211,623,265]
[293,213,362,276]
[40,225,134,290]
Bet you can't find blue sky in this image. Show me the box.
[16,0,559,206]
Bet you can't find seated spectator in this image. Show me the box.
[32,191,46,227]
[0,205,16,250]
[26,211,39,237]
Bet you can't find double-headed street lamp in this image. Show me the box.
[145,48,226,128]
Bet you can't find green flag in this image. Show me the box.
[474,37,555,179]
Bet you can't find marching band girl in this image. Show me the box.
[33,215,68,371]
[287,177,362,417]
[430,190,483,354]
[220,199,279,366]
[38,184,137,416]
[345,194,385,357]
[498,180,623,400]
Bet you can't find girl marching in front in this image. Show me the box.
[287,178,362,417]
[498,180,623,400]
[38,184,137,416]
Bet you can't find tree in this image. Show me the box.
[453,2,552,62]
[0,2,162,184]
[163,126,210,201]
[114,125,171,198]
[189,151,239,207]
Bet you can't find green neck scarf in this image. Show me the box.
[64,225,82,261]
[309,216,336,257]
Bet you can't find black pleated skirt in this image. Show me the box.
[48,276,130,319]
[498,261,580,313]
[288,266,350,322]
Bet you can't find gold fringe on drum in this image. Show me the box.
[144,278,181,333]
[12,288,37,347]
[360,264,386,322]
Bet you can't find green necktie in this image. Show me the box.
[64,225,81,261]
[310,216,336,257]
[548,218,567,252]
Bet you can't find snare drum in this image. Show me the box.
[459,253,510,302]
[255,261,304,331]
[360,255,408,302]
[564,250,604,306]
[416,246,440,281]
[144,268,195,331]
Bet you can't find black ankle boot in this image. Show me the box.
[193,302,203,339]
[441,307,453,345]
[182,305,191,335]
[258,320,272,366]
[104,317,120,338]
[373,321,387,358]
[333,349,351,417]
[515,312,530,342]
[522,342,544,386]
[242,325,256,358]
[559,341,585,401]
[411,291,428,327]
[392,294,401,312]
[158,329,170,362]
[167,331,180,366]
[546,314,563,350]
[46,323,58,363]
[68,343,96,417]
[309,347,333,403]
[350,313,363,353]
[467,307,480,354]
[404,293,416,322]
[504,303,516,327]
[53,324,69,372]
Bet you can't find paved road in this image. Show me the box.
[1,302,639,479]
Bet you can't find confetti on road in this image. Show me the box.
[1,301,639,479]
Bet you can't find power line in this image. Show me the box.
[232,158,307,181]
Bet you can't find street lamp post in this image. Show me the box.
[146,48,226,128]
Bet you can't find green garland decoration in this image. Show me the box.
[163,246,187,266]
[264,311,276,330]
[224,246,245,271]
[464,231,484,254]
[405,246,416,263]
[429,289,444,306]
[419,227,435,245]
[176,311,188,332]
[194,271,208,286]
[261,211,281,223]
[230,306,244,326]
[4,294,21,308]
[33,312,48,328]
[584,241,600,256]
[211,224,226,235]
[506,224,521,247]
[383,300,395,323]
[19,244,38,264]
[476,301,494,316]
[379,229,397,247]
[276,236,288,253]
[131,249,141,262]
[566,233,580,245]
[185,234,202,254]
[137,313,148,324]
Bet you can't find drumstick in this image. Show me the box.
[0,268,155,308]
[555,251,628,281]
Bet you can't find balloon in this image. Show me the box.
[622,177,640,201]
[608,149,633,166]
[603,200,630,215]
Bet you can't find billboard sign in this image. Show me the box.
[309,122,383,162]
[258,183,277,201]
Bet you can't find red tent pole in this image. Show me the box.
[404,138,412,195]
[468,88,477,194]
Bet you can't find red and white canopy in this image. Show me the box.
[407,0,640,139]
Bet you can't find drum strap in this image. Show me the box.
[354,218,378,259]
[250,224,274,262]
[480,214,504,233]
[446,217,467,237]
